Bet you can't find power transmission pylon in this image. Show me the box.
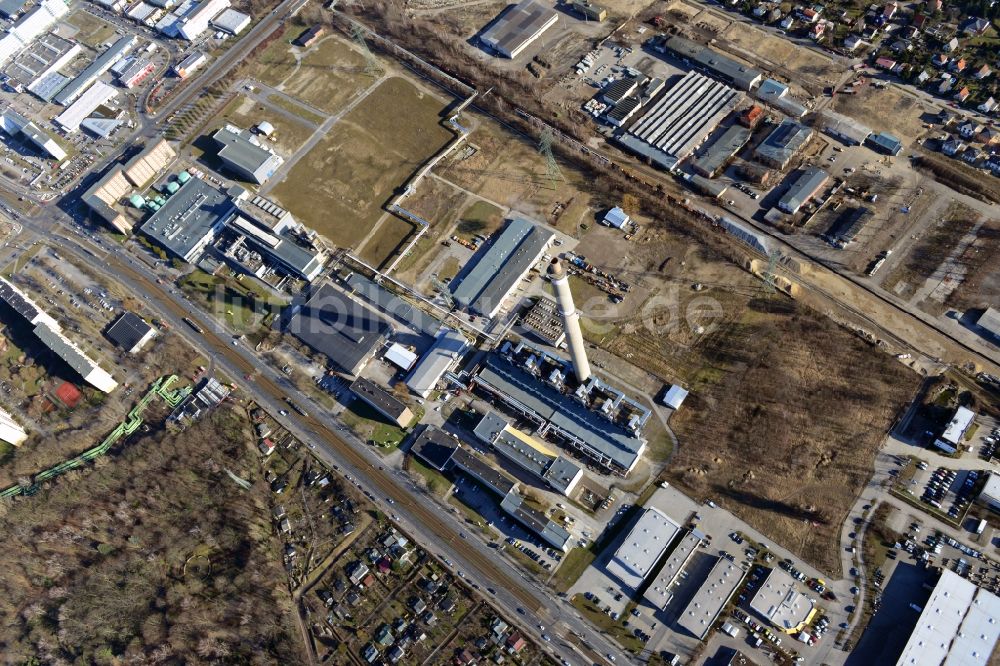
[763,251,781,294]
[538,127,561,186]
[351,23,383,77]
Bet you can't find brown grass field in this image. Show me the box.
[269,77,455,249]
[256,26,372,113]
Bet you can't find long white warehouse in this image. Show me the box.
[0,0,68,66]
[617,70,743,170]
[0,407,27,446]
[178,0,230,40]
[54,81,119,132]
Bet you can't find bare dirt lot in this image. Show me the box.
[833,86,930,143]
[722,20,843,92]
[570,224,920,575]
[269,77,455,249]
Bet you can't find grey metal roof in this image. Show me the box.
[285,284,391,375]
[542,456,581,494]
[691,125,751,176]
[480,0,557,56]
[450,217,554,317]
[350,377,411,422]
[493,427,551,477]
[778,167,829,214]
[754,119,813,167]
[138,177,233,260]
[226,215,324,280]
[978,307,1000,337]
[34,323,100,380]
[54,35,136,106]
[472,410,508,444]
[476,355,644,471]
[677,556,746,639]
[405,328,468,397]
[212,127,282,182]
[500,492,571,550]
[451,446,518,497]
[346,273,441,340]
[660,35,762,90]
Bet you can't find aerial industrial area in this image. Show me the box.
[0,0,997,662]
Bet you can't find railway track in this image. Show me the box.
[101,252,546,616]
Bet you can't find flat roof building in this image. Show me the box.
[473,412,583,496]
[212,125,283,184]
[54,34,137,106]
[346,273,442,341]
[178,0,230,40]
[677,557,746,639]
[405,328,469,398]
[54,81,119,133]
[607,507,681,589]
[755,79,807,118]
[0,0,68,68]
[5,32,79,92]
[691,125,751,177]
[104,312,157,353]
[617,70,743,170]
[896,569,1000,666]
[285,284,391,377]
[0,406,26,446]
[480,0,558,59]
[0,277,117,393]
[755,119,813,169]
[123,138,176,187]
[777,167,829,214]
[522,296,565,346]
[655,35,762,90]
[349,377,414,428]
[0,108,65,160]
[174,51,207,78]
[661,384,689,410]
[979,472,1000,510]
[644,531,704,609]
[384,342,417,371]
[451,218,554,318]
[866,131,903,156]
[754,118,813,169]
[749,568,816,634]
[475,354,646,475]
[977,307,1000,340]
[821,110,872,146]
[941,406,975,445]
[138,176,234,261]
[210,7,249,34]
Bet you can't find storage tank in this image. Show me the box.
[129,194,145,208]
[177,171,191,184]
[154,196,166,206]
[165,181,179,194]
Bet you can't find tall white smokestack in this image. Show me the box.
[547,257,591,383]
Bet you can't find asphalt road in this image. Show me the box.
[8,205,625,666]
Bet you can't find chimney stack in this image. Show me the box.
[547,257,591,383]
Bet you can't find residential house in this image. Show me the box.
[955,86,971,103]
[890,39,911,52]
[800,7,820,22]
[347,561,369,585]
[844,33,865,50]
[388,645,405,664]
[375,624,394,647]
[876,56,898,70]
[958,121,982,139]
[932,53,950,67]
[961,146,982,165]
[979,126,1000,145]
[926,0,942,11]
[882,2,897,19]
[362,644,380,664]
[912,13,929,29]
[779,15,795,29]
[943,37,959,52]
[916,70,931,83]
[979,97,998,114]
[942,137,965,155]
[975,64,992,80]
[950,57,967,73]
[811,22,826,39]
[506,632,527,653]
[963,17,990,35]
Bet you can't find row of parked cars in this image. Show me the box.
[980,427,1000,460]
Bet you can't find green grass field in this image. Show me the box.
[455,201,504,239]
[358,216,416,269]
[270,77,454,249]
